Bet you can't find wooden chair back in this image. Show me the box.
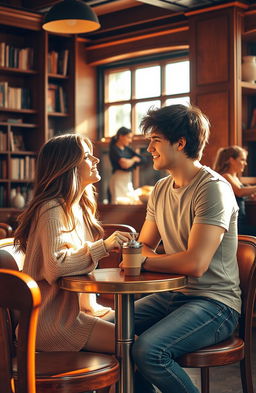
[0,238,24,271]
[0,236,120,393]
[177,234,256,393]
[0,269,41,393]
[236,235,256,364]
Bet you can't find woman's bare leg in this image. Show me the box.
[82,318,115,353]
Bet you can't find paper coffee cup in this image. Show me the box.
[122,244,142,276]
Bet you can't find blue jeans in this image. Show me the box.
[133,292,239,393]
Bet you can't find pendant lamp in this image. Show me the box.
[42,0,100,34]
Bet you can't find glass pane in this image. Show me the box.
[165,96,190,106]
[165,61,190,95]
[135,66,161,99]
[106,104,131,137]
[135,100,160,133]
[106,70,131,102]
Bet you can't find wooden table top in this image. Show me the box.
[59,268,187,294]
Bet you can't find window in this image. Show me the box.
[103,57,190,138]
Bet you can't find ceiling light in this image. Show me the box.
[42,0,100,34]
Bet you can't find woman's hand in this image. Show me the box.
[104,231,133,251]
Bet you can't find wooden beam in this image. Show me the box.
[0,5,42,30]
[86,25,189,65]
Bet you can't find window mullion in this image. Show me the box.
[131,68,136,132]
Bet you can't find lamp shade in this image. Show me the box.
[42,0,100,34]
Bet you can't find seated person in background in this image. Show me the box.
[109,126,145,203]
[14,134,133,353]
[130,104,241,393]
[213,145,256,236]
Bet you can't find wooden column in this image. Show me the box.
[187,4,245,167]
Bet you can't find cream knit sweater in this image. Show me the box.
[23,200,109,351]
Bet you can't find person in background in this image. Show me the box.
[213,145,256,236]
[129,104,240,393]
[14,134,133,354]
[109,126,145,203]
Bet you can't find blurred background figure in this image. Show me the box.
[213,145,256,235]
[109,127,145,204]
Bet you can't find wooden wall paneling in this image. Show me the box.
[195,14,229,85]
[75,38,97,140]
[188,6,244,169]
[197,91,229,167]
[233,9,243,147]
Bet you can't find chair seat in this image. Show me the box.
[13,351,119,392]
[177,336,244,368]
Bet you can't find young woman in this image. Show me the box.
[14,134,133,353]
[214,145,256,235]
[109,127,145,203]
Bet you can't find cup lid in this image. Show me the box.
[122,239,142,249]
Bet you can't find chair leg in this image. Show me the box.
[201,368,210,393]
[240,358,254,393]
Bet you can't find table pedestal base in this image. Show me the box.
[115,293,135,393]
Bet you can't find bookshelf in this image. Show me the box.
[0,21,42,210]
[0,7,79,218]
[47,33,75,139]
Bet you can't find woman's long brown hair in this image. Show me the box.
[14,134,103,253]
[213,145,247,174]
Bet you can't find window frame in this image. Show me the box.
[97,51,190,139]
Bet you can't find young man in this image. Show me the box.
[133,104,241,393]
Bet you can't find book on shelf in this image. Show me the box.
[0,158,7,178]
[58,49,69,76]
[48,84,57,112]
[7,118,23,124]
[0,130,7,151]
[47,128,54,140]
[0,81,8,108]
[48,49,69,76]
[59,86,66,113]
[11,156,36,180]
[48,50,58,74]
[9,131,25,151]
[0,42,34,70]
[0,42,5,67]
[47,84,67,113]
[0,81,31,109]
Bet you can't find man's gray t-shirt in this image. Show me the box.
[146,166,241,313]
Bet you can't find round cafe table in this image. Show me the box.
[59,268,187,393]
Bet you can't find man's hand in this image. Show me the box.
[119,255,147,270]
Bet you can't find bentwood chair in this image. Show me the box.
[0,238,120,393]
[177,235,256,393]
[0,269,41,393]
